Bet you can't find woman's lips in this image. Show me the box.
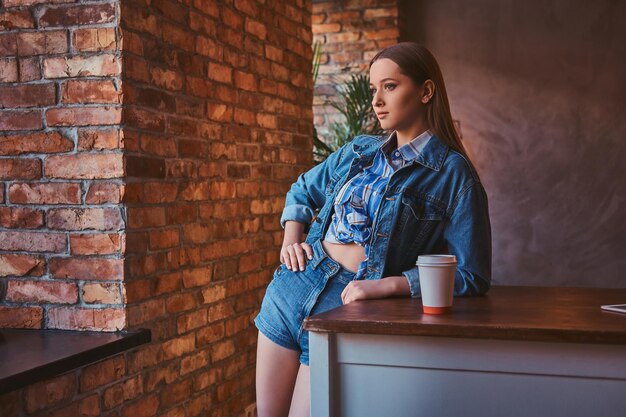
[377,112,389,119]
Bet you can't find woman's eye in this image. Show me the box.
[384,84,396,91]
[369,88,376,95]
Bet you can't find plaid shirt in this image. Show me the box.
[324,129,433,279]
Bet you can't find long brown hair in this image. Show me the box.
[369,42,468,158]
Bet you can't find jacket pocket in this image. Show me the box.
[395,193,445,247]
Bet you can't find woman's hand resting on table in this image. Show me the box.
[341,276,410,304]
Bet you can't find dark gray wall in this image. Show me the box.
[399,0,626,288]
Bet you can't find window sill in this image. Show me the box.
[0,328,151,394]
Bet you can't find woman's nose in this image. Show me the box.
[372,91,383,107]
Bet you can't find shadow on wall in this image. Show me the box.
[399,0,626,288]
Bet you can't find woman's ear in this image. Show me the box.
[421,80,435,104]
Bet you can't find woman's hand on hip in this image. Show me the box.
[280,221,312,271]
[341,276,410,304]
[280,242,313,271]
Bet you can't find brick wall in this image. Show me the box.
[312,0,398,143]
[1,0,313,415]
[0,0,125,330]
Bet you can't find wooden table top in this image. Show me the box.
[303,285,626,344]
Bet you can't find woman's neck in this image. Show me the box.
[395,119,429,148]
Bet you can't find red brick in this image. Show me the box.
[77,128,121,150]
[234,0,258,17]
[82,282,122,304]
[177,309,208,334]
[207,301,235,322]
[18,57,41,81]
[46,106,122,126]
[0,231,66,252]
[46,153,124,179]
[0,158,41,180]
[189,12,217,37]
[61,80,120,104]
[245,17,267,39]
[127,207,166,228]
[207,103,232,122]
[121,394,159,417]
[162,21,194,51]
[73,27,117,52]
[0,253,45,277]
[49,256,122,281]
[160,379,193,408]
[192,0,219,18]
[70,233,123,255]
[16,31,68,56]
[181,265,212,288]
[145,361,178,391]
[86,182,123,204]
[0,206,44,228]
[165,292,197,313]
[24,373,75,413]
[155,271,182,295]
[125,279,150,303]
[178,181,209,201]
[0,131,73,155]
[7,280,78,303]
[127,299,165,326]
[44,54,121,78]
[103,375,143,410]
[48,306,125,330]
[0,110,42,130]
[150,66,183,91]
[4,0,74,6]
[211,339,235,362]
[0,33,17,56]
[49,394,100,417]
[80,354,126,392]
[207,62,232,83]
[9,182,81,204]
[0,58,18,82]
[180,350,209,375]
[149,228,180,249]
[225,9,246,32]
[39,3,115,27]
[47,207,123,230]
[0,83,56,108]
[0,391,20,417]
[161,333,196,360]
[0,306,43,328]
[1,11,34,31]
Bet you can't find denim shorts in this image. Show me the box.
[254,239,356,365]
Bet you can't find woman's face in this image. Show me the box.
[369,58,427,134]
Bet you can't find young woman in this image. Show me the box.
[254,42,491,417]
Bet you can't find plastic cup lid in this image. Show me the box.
[417,255,457,265]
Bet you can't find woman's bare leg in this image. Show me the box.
[288,364,310,417]
[256,332,301,417]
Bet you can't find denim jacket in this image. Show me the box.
[280,134,492,297]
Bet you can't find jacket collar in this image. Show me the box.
[414,134,449,171]
[352,132,450,171]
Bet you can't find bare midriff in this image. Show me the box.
[321,240,366,273]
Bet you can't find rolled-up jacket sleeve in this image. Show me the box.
[280,144,348,228]
[402,180,492,297]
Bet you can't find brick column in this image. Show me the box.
[312,0,398,143]
[1,0,125,330]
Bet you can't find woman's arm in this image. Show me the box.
[402,181,492,297]
[341,276,409,304]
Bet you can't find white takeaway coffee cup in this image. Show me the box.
[417,255,457,314]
